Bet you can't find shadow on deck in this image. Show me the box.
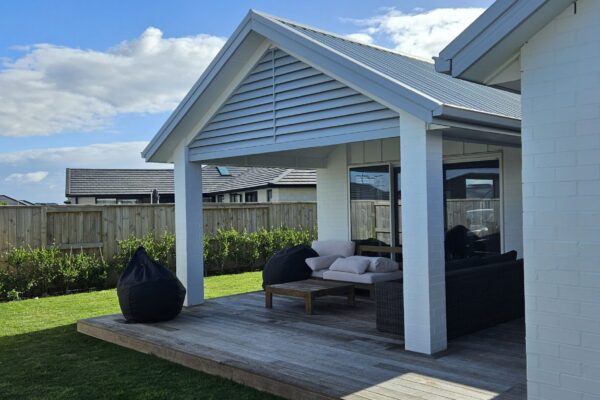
[78,291,526,400]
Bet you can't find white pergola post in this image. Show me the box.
[173,145,204,306]
[400,115,447,354]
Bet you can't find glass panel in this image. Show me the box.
[349,165,391,246]
[444,160,501,259]
[394,167,402,247]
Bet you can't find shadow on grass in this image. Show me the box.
[0,324,280,400]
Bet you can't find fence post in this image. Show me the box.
[40,206,47,248]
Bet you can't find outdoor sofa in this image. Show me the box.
[307,240,403,297]
[376,250,524,338]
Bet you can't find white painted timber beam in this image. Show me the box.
[400,114,447,354]
[173,145,204,306]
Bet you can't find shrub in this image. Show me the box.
[0,227,316,301]
[112,231,176,274]
[203,227,316,275]
[0,246,109,300]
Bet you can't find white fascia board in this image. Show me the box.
[435,0,572,82]
[251,12,439,122]
[433,104,521,132]
[142,12,256,162]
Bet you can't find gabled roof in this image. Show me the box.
[143,10,522,163]
[66,169,175,197]
[274,15,521,121]
[435,0,573,88]
[65,167,315,197]
[0,194,33,206]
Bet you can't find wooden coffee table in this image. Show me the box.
[264,279,355,315]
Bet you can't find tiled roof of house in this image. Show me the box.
[65,167,316,196]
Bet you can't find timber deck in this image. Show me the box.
[78,291,526,400]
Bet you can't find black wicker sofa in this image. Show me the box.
[376,251,524,339]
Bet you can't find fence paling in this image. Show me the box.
[0,202,317,262]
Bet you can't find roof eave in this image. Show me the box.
[433,104,521,132]
[435,0,573,83]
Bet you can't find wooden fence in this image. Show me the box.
[0,202,316,262]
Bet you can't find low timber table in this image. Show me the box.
[264,279,355,315]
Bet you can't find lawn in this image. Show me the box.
[0,271,279,400]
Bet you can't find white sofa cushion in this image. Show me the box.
[329,256,370,274]
[305,255,340,271]
[368,257,400,273]
[323,270,403,284]
[311,240,355,257]
[311,269,326,279]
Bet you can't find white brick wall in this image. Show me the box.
[521,1,600,398]
[316,144,350,240]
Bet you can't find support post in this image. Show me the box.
[173,145,204,306]
[400,115,447,354]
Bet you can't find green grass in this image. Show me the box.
[0,271,279,400]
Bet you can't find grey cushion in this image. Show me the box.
[323,270,404,284]
[305,255,340,271]
[368,257,400,272]
[329,256,370,274]
[311,269,326,278]
[311,240,355,257]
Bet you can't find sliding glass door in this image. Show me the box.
[348,159,501,260]
[444,160,501,259]
[349,165,391,246]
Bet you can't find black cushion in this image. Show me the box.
[117,247,186,323]
[479,250,518,266]
[445,256,481,272]
[262,244,318,287]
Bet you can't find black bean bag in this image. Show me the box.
[117,247,186,323]
[262,244,318,287]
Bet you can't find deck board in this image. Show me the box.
[78,291,526,400]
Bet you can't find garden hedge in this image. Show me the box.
[0,227,316,301]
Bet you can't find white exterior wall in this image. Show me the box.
[520,1,600,399]
[76,197,96,205]
[276,187,316,202]
[317,144,349,240]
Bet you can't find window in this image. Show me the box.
[245,191,258,203]
[96,198,117,205]
[267,189,273,202]
[230,193,242,203]
[393,167,402,247]
[216,195,225,203]
[216,166,231,176]
[444,160,501,259]
[117,199,138,205]
[349,165,391,246]
[203,196,216,203]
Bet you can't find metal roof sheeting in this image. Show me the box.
[274,18,521,120]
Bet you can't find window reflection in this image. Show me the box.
[349,165,391,246]
[444,160,501,259]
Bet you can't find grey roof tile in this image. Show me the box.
[65,167,316,196]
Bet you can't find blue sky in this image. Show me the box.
[0,0,492,203]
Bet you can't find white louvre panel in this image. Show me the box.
[189,49,399,159]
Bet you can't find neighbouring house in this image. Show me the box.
[435,1,600,399]
[140,9,523,358]
[65,167,315,204]
[0,194,34,206]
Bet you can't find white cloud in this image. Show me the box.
[0,27,226,137]
[346,7,485,59]
[5,171,49,183]
[345,33,374,45]
[0,141,171,203]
